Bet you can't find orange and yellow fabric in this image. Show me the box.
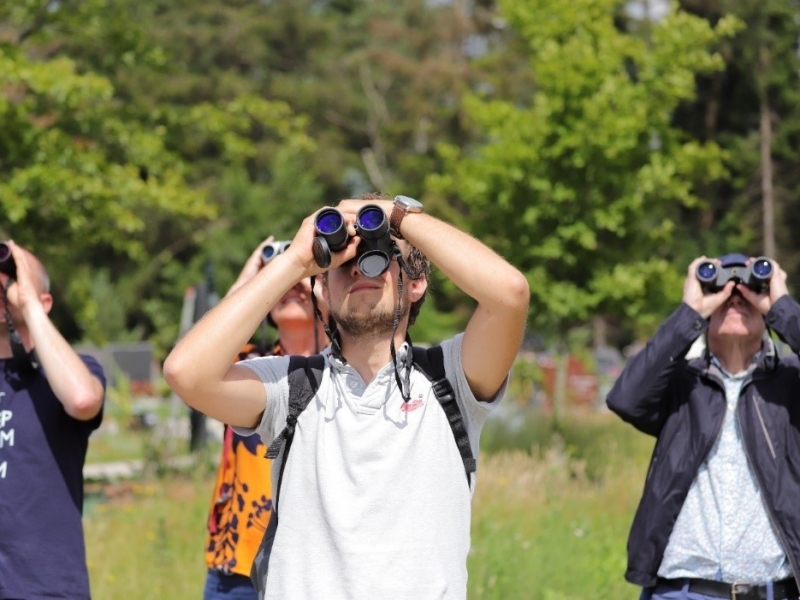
[204,343,276,576]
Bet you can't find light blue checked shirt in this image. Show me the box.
[658,354,792,583]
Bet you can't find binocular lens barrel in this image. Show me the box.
[315,209,348,252]
[696,262,717,283]
[356,206,387,234]
[354,205,391,277]
[752,259,773,280]
[316,210,343,235]
[313,209,349,269]
[0,242,16,279]
[261,241,291,264]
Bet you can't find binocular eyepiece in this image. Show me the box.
[261,240,291,265]
[0,242,15,280]
[312,204,393,278]
[696,255,773,295]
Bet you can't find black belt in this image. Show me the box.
[658,577,799,600]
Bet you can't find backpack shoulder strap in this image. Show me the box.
[265,354,325,511]
[252,354,323,592]
[265,354,325,459]
[411,345,477,484]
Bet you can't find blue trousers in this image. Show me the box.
[203,569,258,600]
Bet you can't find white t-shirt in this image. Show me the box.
[238,333,504,600]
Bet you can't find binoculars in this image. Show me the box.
[261,240,291,265]
[0,242,15,280]
[312,204,393,278]
[696,255,773,294]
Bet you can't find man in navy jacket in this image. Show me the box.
[608,254,800,600]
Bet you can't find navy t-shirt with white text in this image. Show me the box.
[0,355,105,600]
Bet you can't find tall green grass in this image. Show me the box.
[470,411,652,599]
[85,476,211,598]
[84,412,653,599]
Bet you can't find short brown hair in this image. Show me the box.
[404,244,429,326]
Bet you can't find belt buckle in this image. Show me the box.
[730,582,747,600]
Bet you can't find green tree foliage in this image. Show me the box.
[8,0,800,356]
[1,2,316,354]
[0,45,214,342]
[429,0,740,340]
[674,0,800,282]
[48,0,534,344]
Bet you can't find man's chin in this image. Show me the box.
[334,310,397,338]
[714,326,763,341]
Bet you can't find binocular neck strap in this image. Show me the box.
[389,243,425,402]
[392,244,417,281]
[309,276,344,362]
[389,270,412,402]
[2,281,38,373]
[307,250,414,399]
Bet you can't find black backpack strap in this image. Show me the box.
[251,503,279,592]
[264,354,324,459]
[411,345,476,485]
[252,353,325,592]
[265,354,325,509]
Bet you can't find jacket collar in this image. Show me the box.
[686,333,778,382]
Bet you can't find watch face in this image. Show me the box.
[394,195,423,211]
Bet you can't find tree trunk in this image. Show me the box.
[592,316,607,349]
[553,352,568,424]
[759,43,776,258]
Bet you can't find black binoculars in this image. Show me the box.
[696,254,773,294]
[312,204,393,278]
[0,242,15,280]
[261,240,291,265]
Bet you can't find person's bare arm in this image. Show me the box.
[337,199,530,401]
[8,242,103,421]
[407,215,529,401]
[164,212,359,427]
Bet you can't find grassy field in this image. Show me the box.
[86,477,209,598]
[83,411,652,599]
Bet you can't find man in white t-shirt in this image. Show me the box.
[165,194,530,599]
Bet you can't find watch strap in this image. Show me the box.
[390,203,407,240]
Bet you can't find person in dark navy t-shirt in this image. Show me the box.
[0,241,106,600]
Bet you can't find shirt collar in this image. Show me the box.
[710,349,762,380]
[326,340,411,373]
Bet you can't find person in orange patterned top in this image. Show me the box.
[203,237,329,600]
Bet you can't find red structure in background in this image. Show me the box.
[538,354,599,410]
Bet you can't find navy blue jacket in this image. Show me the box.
[607,295,800,588]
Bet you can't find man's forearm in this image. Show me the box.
[401,212,528,314]
[165,253,304,390]
[23,306,103,421]
[767,295,800,354]
[401,211,530,399]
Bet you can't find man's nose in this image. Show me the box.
[344,258,363,278]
